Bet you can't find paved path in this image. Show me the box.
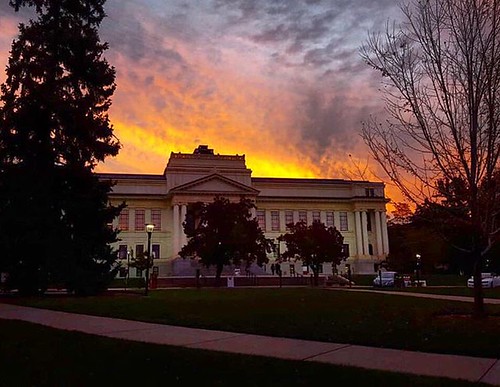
[0,303,499,385]
[330,287,500,304]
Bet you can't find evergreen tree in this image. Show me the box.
[0,0,123,295]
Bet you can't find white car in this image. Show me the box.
[373,271,397,287]
[467,273,500,288]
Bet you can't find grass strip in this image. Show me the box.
[0,319,485,387]
[6,287,500,358]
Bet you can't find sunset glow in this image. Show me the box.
[0,1,404,205]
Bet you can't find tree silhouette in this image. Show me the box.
[361,0,500,317]
[180,197,273,283]
[0,0,123,295]
[279,221,346,286]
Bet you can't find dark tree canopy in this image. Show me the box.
[279,220,346,286]
[1,0,118,169]
[361,0,500,317]
[180,197,273,281]
[0,0,122,295]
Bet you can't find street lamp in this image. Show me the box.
[415,254,421,287]
[144,224,155,296]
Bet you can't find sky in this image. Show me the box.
[0,0,403,201]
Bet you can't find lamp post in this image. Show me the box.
[144,224,155,296]
[415,253,421,287]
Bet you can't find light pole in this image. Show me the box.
[415,253,421,287]
[144,224,155,296]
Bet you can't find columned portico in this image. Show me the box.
[180,204,188,249]
[375,211,383,255]
[172,204,180,256]
[354,211,363,256]
[361,211,369,257]
[381,211,389,255]
[104,145,389,276]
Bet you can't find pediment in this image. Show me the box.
[169,173,259,195]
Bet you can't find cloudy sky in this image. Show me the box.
[0,0,403,198]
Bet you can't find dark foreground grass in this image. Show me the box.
[0,319,484,387]
[8,288,500,358]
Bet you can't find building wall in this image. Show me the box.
[101,147,389,277]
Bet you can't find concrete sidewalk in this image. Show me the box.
[1,303,499,385]
[330,287,500,304]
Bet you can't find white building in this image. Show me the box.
[100,145,389,278]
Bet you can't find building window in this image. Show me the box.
[339,212,348,231]
[135,209,145,231]
[342,244,350,257]
[152,244,160,259]
[118,209,129,231]
[136,268,143,277]
[119,267,127,277]
[312,211,320,223]
[367,212,372,231]
[285,210,294,226]
[368,243,374,255]
[136,244,144,259]
[365,188,375,197]
[326,211,334,227]
[118,245,127,260]
[257,210,266,231]
[298,211,307,223]
[151,209,161,230]
[271,211,280,231]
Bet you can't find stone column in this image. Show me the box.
[354,211,363,256]
[250,207,257,219]
[293,210,299,224]
[361,211,369,256]
[381,211,389,255]
[375,211,384,256]
[307,210,313,225]
[320,210,327,224]
[172,204,180,257]
[180,204,188,249]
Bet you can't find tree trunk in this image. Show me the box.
[472,256,486,318]
[215,264,223,287]
[313,268,319,287]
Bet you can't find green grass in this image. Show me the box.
[7,288,500,358]
[0,319,484,387]
[368,286,500,298]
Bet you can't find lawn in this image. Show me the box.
[368,286,500,298]
[0,319,485,387]
[7,287,500,358]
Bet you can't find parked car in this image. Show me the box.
[373,271,398,287]
[467,273,500,288]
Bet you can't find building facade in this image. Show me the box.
[100,145,389,278]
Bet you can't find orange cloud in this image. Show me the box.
[1,3,405,211]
